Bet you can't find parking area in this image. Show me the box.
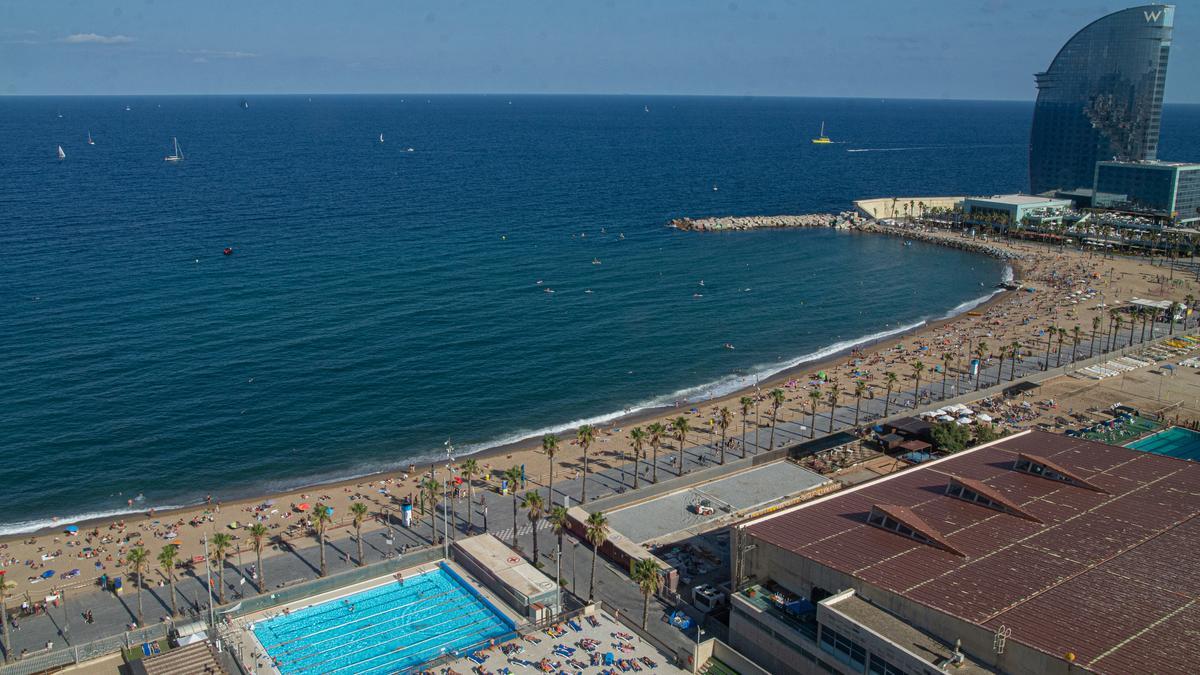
[604,461,830,545]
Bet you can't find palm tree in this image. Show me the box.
[126,546,149,625]
[157,544,179,617]
[671,416,690,473]
[1070,325,1082,362]
[853,380,868,427]
[629,427,646,489]
[585,511,610,602]
[541,434,559,505]
[648,422,665,483]
[210,532,232,603]
[995,348,1005,389]
[504,466,523,548]
[1043,325,1055,371]
[883,371,898,417]
[311,504,331,577]
[461,458,480,531]
[738,396,753,457]
[807,389,821,439]
[1139,308,1150,343]
[1,569,12,662]
[826,384,840,433]
[975,342,988,391]
[632,557,661,630]
[768,388,786,447]
[577,425,596,501]
[1056,328,1067,367]
[420,477,442,547]
[753,393,762,452]
[1091,316,1102,359]
[1010,341,1022,380]
[350,502,368,566]
[717,407,732,465]
[548,505,569,583]
[248,523,268,592]
[522,491,545,564]
[1170,302,1181,335]
[941,353,953,398]
[910,360,925,408]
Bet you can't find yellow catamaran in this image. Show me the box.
[811,121,832,144]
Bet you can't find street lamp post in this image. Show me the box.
[555,548,563,618]
[203,536,215,629]
[571,541,578,594]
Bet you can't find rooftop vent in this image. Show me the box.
[945,476,1042,523]
[1013,453,1108,493]
[866,504,964,557]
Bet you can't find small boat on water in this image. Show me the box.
[223,247,233,256]
[644,105,650,113]
[903,240,913,246]
[379,133,384,143]
[164,137,184,162]
[712,183,719,192]
[811,121,833,144]
[240,98,250,109]
[723,343,735,350]
[544,288,555,294]
[87,131,95,145]
[57,145,66,160]
[592,258,602,265]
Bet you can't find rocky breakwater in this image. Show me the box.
[670,211,865,231]
[860,222,1024,261]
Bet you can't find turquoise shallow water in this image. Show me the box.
[1127,427,1200,462]
[2,96,1198,532]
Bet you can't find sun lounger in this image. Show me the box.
[568,619,583,632]
[586,616,600,627]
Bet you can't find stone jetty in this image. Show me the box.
[669,212,865,231]
[670,212,1023,261]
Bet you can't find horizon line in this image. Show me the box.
[5,92,1198,105]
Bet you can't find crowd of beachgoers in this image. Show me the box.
[2,214,1195,604]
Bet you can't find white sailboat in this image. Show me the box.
[57,145,66,160]
[164,137,184,162]
[379,133,384,143]
[87,131,95,145]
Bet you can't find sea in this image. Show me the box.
[3,96,1198,533]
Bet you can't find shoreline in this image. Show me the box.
[1,224,1019,540]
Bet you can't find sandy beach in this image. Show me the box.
[2,222,1193,601]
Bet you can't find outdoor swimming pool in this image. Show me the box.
[1127,427,1200,462]
[252,564,514,674]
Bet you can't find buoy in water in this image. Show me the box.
[223,247,233,256]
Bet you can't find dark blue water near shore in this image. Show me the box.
[2,96,1198,532]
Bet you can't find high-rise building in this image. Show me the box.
[1029,5,1174,195]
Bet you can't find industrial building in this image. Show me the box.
[728,430,1200,675]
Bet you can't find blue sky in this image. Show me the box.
[1,1,1196,101]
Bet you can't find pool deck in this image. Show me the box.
[225,559,526,675]
[439,606,689,675]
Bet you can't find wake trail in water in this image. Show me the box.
[846,143,1024,153]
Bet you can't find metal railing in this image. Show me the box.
[0,622,168,675]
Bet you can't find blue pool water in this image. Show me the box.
[252,565,513,674]
[1127,427,1200,462]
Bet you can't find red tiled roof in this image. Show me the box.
[744,430,1200,674]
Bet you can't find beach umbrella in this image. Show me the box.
[64,525,78,533]
[938,415,954,422]
[228,521,240,529]
[957,416,973,425]
[977,413,994,422]
[68,569,80,576]
[41,570,55,579]
[297,503,310,511]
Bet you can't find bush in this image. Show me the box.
[931,422,971,453]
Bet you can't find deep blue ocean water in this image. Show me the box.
[2,96,1198,532]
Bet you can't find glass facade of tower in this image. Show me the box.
[1029,5,1174,195]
